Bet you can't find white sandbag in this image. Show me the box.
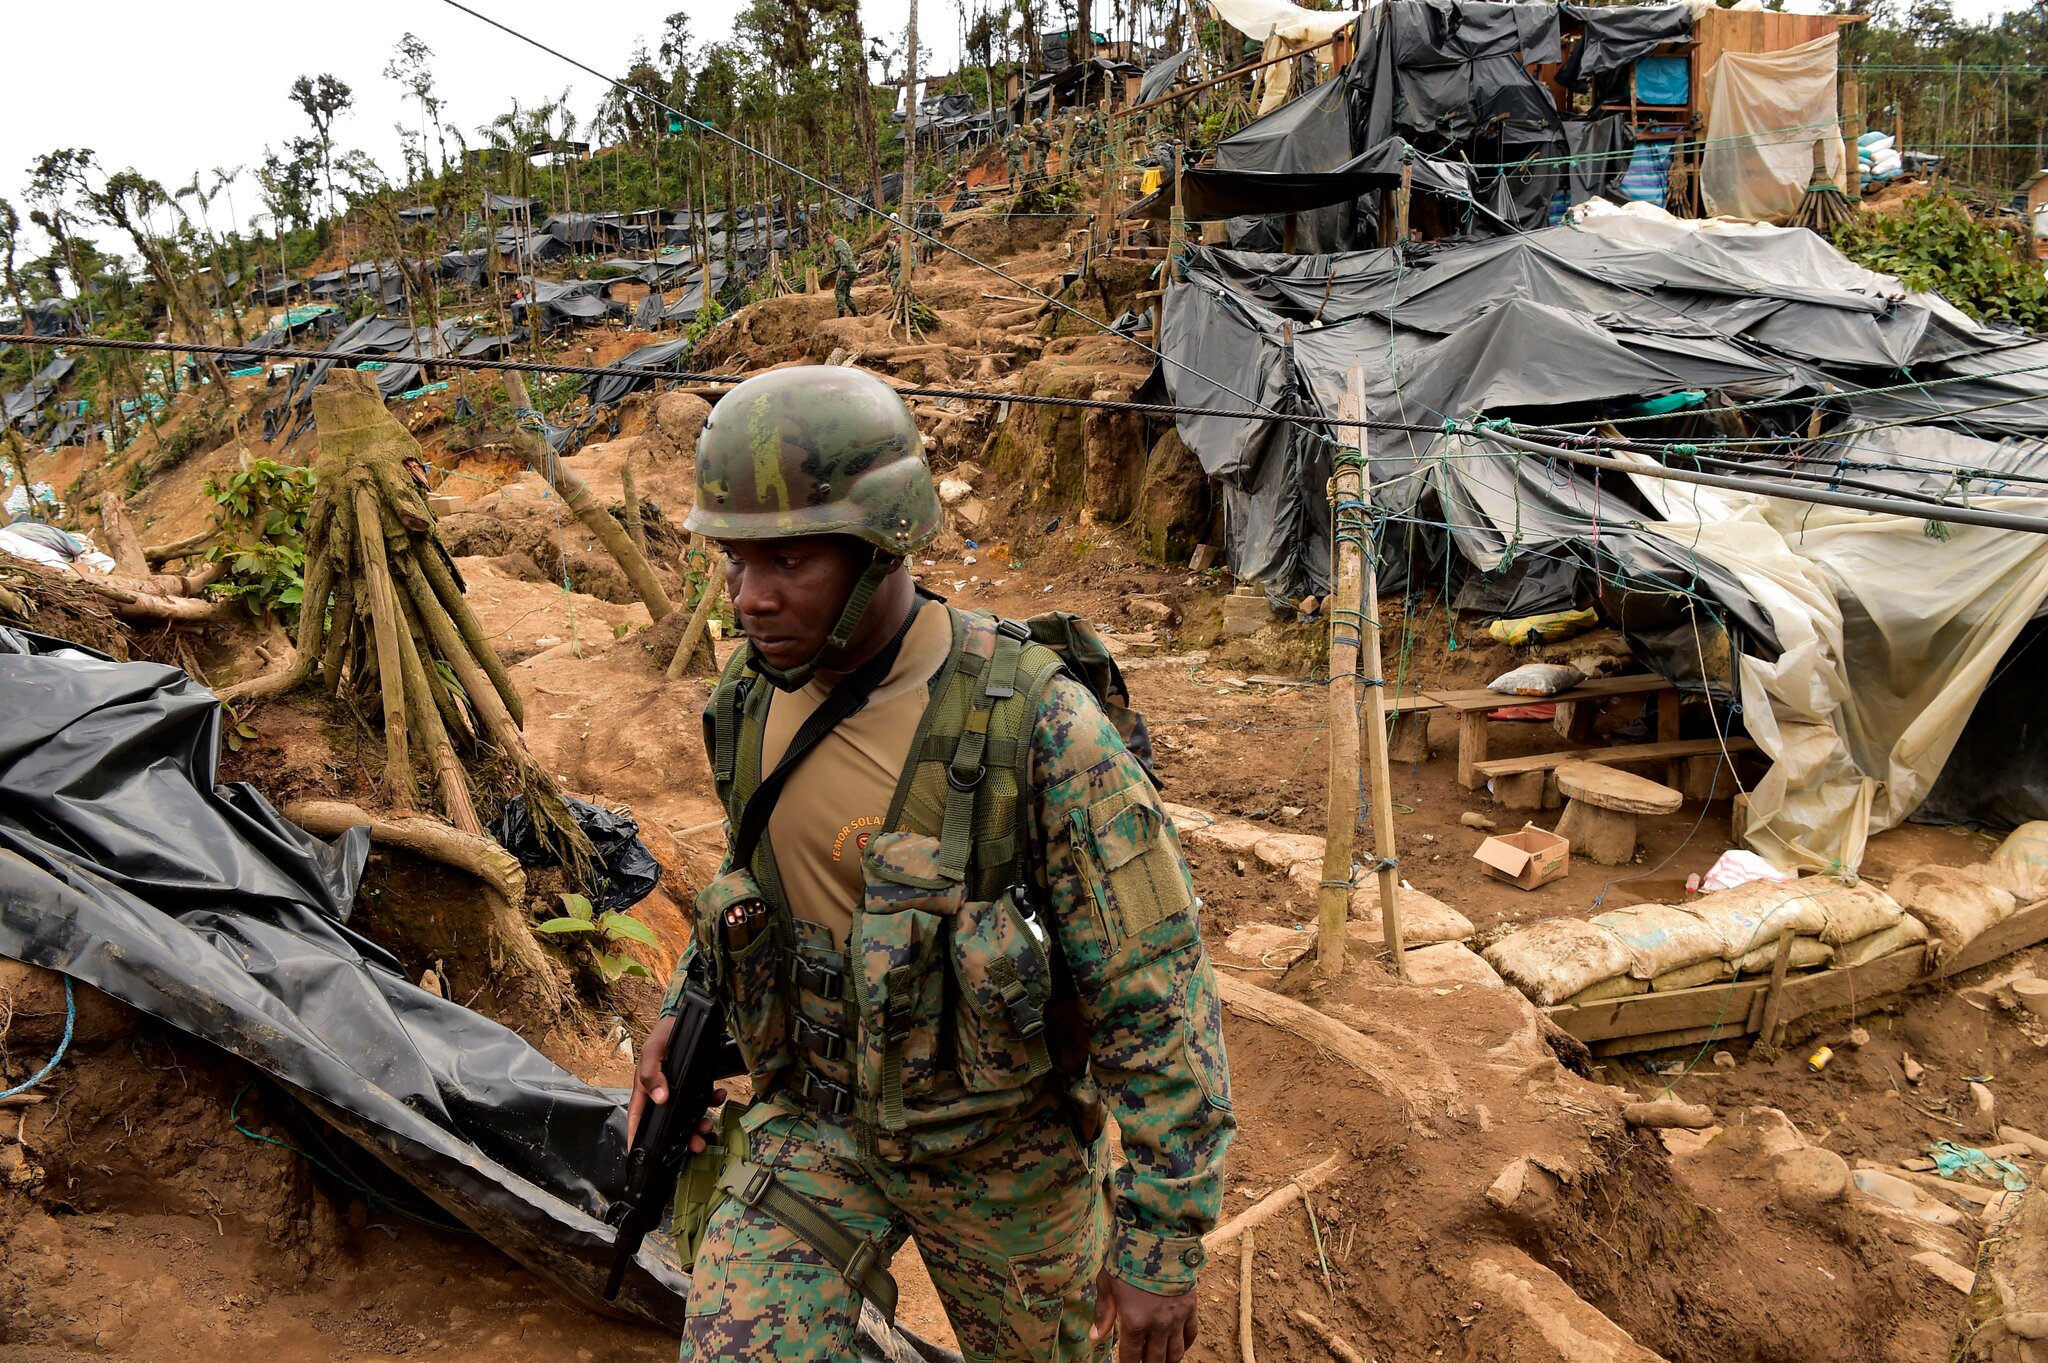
[1590,903,1725,979]
[1650,958,1732,992]
[1733,935,1834,975]
[1987,822,2048,903]
[1564,974,1650,1006]
[1808,879,1905,945]
[1482,918,1634,1006]
[1830,915,1930,969]
[1889,865,2016,959]
[1486,663,1585,697]
[1687,878,1832,959]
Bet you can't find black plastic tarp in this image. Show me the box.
[579,338,690,409]
[1138,49,1193,105]
[0,628,951,1363]
[1178,136,1500,228]
[1559,3,1694,87]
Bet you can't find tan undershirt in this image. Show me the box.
[758,603,953,948]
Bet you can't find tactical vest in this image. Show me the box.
[692,606,1074,1163]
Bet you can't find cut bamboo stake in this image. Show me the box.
[1755,929,1797,1052]
[666,556,727,680]
[354,486,415,811]
[1293,1309,1376,1363]
[500,370,673,622]
[622,460,648,559]
[1239,1230,1257,1363]
[1205,1152,1343,1251]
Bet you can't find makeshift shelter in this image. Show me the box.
[510,277,619,332]
[1153,206,2048,866]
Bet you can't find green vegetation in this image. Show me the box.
[536,891,657,984]
[1833,193,2048,330]
[204,459,318,618]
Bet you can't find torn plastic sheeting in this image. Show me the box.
[492,793,662,913]
[0,629,950,1363]
[1558,3,1693,88]
[1178,137,1495,224]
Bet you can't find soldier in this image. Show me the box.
[1085,102,1110,168]
[828,231,859,318]
[1002,123,1027,189]
[1030,116,1053,177]
[630,365,1234,1363]
[911,200,945,265]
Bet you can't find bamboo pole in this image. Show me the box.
[499,370,673,621]
[1239,1230,1258,1363]
[1315,345,1360,979]
[666,556,726,680]
[622,459,648,559]
[355,485,416,811]
[1349,366,1404,973]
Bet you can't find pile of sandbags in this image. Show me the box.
[1483,876,1924,1008]
[1858,130,1903,188]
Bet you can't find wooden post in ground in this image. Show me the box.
[1323,364,1403,977]
[1238,1230,1257,1363]
[1314,341,1357,979]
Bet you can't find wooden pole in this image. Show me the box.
[1314,339,1356,979]
[1112,32,1342,126]
[1238,1230,1258,1363]
[666,556,726,680]
[1327,364,1403,977]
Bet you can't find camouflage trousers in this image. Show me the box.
[834,279,857,317]
[678,1098,1112,1363]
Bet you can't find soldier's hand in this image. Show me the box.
[1090,1267,1199,1363]
[625,1015,726,1152]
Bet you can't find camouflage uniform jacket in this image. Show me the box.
[664,607,1235,1293]
[830,237,859,276]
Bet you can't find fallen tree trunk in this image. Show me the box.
[97,491,150,576]
[143,527,216,566]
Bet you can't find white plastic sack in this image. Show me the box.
[1987,823,2048,903]
[1482,918,1633,1006]
[1487,663,1585,697]
[0,528,70,569]
[1889,865,2017,958]
[1831,914,1929,969]
[1590,903,1725,979]
[1701,33,1845,222]
[1700,849,1794,893]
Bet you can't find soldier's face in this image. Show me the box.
[721,534,871,672]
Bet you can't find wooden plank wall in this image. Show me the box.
[1692,10,1848,122]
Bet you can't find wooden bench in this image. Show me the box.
[1428,674,1682,790]
[1382,693,1444,764]
[1473,737,1757,810]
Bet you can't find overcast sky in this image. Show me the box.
[1,0,2032,263]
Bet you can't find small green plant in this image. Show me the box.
[205,459,317,618]
[537,891,658,983]
[1833,193,2048,331]
[686,297,727,343]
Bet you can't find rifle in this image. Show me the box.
[602,981,745,1301]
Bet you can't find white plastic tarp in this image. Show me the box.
[1700,32,1845,221]
[1617,455,2048,872]
[1206,0,1362,112]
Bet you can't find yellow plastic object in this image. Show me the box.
[1141,166,1164,195]
[1485,607,1599,646]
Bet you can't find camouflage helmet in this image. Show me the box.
[684,366,941,555]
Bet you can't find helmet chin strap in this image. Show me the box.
[747,550,899,692]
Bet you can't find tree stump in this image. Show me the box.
[1553,761,1682,866]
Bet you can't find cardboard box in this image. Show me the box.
[1474,822,1570,891]
[426,493,466,516]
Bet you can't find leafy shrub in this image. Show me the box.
[1833,193,2048,331]
[537,891,657,984]
[204,459,316,618]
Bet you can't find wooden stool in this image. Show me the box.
[1554,761,1682,866]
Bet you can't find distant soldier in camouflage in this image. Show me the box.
[827,232,859,318]
[631,366,1233,1363]
[1030,117,1053,177]
[1002,125,1028,189]
[1085,102,1110,168]
[911,201,945,265]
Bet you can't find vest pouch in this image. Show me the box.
[950,888,1055,1092]
[857,831,961,1128]
[695,867,793,1084]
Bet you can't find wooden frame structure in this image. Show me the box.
[1547,896,2048,1056]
